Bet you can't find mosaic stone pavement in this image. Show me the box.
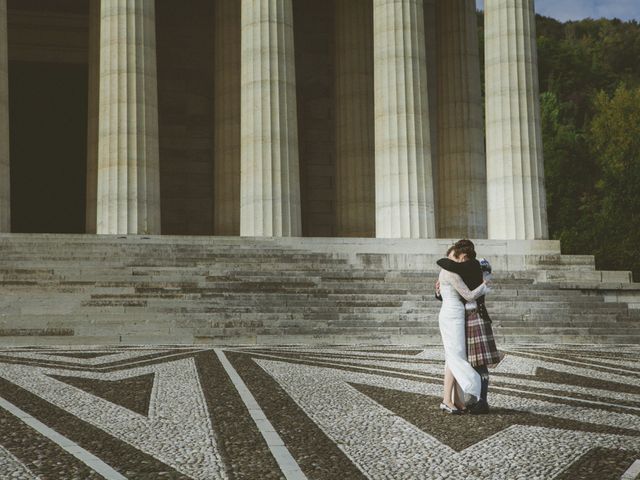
[0,345,638,480]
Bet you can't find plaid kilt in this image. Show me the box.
[466,307,502,368]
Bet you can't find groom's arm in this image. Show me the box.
[437,258,483,292]
[436,258,465,275]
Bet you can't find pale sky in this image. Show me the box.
[475,0,640,22]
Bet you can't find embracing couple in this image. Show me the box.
[435,239,502,415]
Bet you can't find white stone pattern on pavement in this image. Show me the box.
[0,344,637,480]
[0,351,226,480]
[256,356,640,480]
[0,444,39,480]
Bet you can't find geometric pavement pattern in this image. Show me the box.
[0,344,638,480]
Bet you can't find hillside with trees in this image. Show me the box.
[480,14,640,279]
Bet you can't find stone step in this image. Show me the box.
[0,284,604,307]
[526,254,595,266]
[0,334,196,346]
[0,265,610,286]
[76,299,620,316]
[2,332,639,347]
[541,270,633,283]
[0,234,637,344]
[32,309,633,326]
[0,276,554,294]
[1,264,586,282]
[74,299,622,317]
[0,287,616,305]
[0,291,615,305]
[0,264,537,280]
[6,315,640,341]
[490,312,637,322]
[490,318,640,327]
[4,322,639,339]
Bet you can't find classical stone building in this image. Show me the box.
[0,0,547,241]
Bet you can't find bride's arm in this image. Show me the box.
[442,270,488,301]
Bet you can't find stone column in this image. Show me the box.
[86,0,100,234]
[424,0,439,227]
[240,0,301,237]
[436,0,487,238]
[97,0,161,235]
[485,0,548,239]
[335,0,374,237]
[373,0,436,239]
[0,0,9,232]
[214,0,241,236]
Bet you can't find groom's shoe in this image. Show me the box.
[439,403,463,415]
[468,399,490,415]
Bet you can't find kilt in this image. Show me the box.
[465,307,502,368]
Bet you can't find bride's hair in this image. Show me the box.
[453,239,477,260]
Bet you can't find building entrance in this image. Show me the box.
[9,61,87,233]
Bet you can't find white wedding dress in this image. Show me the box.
[438,269,488,401]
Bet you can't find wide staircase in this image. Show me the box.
[1,234,639,345]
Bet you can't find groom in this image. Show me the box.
[436,239,500,414]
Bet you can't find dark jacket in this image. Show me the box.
[436,258,483,291]
[436,257,491,322]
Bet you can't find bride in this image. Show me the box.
[437,247,489,414]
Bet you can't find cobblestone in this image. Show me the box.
[0,344,637,479]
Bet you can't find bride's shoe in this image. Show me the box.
[439,403,462,415]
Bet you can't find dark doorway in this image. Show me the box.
[9,61,88,233]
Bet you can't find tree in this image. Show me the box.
[588,85,640,278]
[477,13,640,277]
[541,92,597,257]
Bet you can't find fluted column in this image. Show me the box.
[424,0,439,227]
[86,0,100,234]
[214,0,241,236]
[485,0,548,239]
[97,0,161,235]
[436,0,487,238]
[335,0,374,237]
[373,0,435,239]
[0,0,9,232]
[240,0,301,237]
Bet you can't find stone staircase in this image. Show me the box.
[1,234,639,345]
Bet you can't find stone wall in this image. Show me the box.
[158,0,339,237]
[294,0,337,238]
[7,1,496,239]
[5,1,346,237]
[7,0,88,234]
[156,0,215,235]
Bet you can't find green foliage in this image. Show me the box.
[586,85,640,277]
[475,13,640,278]
[540,91,597,256]
[534,17,640,279]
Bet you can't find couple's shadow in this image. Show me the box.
[352,383,639,452]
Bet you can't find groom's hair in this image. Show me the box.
[453,239,477,260]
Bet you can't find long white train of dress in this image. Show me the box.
[438,269,488,401]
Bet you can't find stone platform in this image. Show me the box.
[0,344,638,479]
[0,234,639,345]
